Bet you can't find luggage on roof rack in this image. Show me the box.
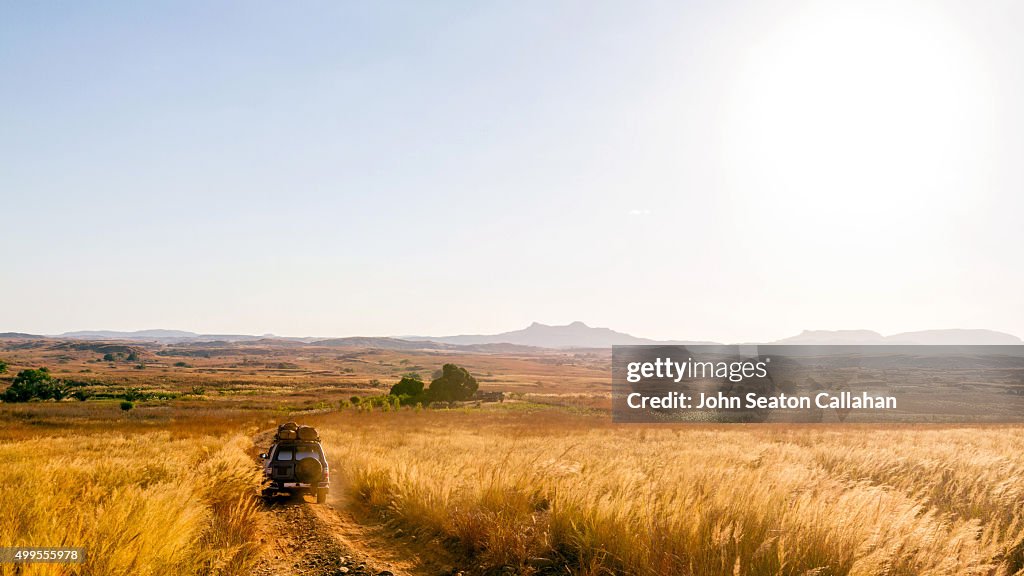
[273,422,318,442]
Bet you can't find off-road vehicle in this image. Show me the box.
[260,422,330,504]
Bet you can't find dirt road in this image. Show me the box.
[252,433,462,576]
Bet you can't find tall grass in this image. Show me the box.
[0,431,262,576]
[314,410,1024,575]
[3,400,1022,575]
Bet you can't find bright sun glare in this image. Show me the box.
[725,1,991,249]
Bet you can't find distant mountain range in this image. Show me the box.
[408,323,1022,347]
[0,324,1020,349]
[57,330,307,344]
[773,329,1022,345]
[404,321,715,348]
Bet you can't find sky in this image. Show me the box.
[2,0,1022,343]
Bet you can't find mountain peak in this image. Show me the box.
[409,321,657,348]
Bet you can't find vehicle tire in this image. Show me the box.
[316,487,327,504]
[295,457,323,484]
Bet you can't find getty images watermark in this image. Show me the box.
[612,345,1024,423]
[623,356,895,411]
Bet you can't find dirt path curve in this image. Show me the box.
[251,431,462,576]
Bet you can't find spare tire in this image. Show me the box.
[295,457,323,483]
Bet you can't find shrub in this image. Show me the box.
[120,401,134,411]
[0,359,7,374]
[122,387,147,402]
[71,390,93,401]
[389,375,424,397]
[174,361,192,368]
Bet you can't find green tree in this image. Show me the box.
[2,368,67,402]
[427,364,478,402]
[0,360,7,374]
[389,375,424,397]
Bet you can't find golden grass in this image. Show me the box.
[2,380,1023,576]
[0,429,263,576]
[311,409,1024,576]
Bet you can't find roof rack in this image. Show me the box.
[274,422,319,442]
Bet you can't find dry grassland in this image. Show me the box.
[309,409,1024,576]
[2,339,1023,575]
[0,405,272,576]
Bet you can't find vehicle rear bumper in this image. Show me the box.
[265,480,330,490]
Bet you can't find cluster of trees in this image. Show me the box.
[102,351,139,362]
[1,368,68,402]
[387,363,478,406]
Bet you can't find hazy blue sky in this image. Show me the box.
[2,1,1022,342]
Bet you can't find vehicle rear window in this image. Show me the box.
[273,444,321,461]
